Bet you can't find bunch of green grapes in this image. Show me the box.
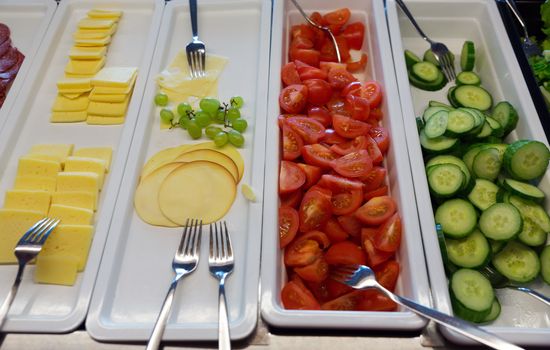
[155,93,248,147]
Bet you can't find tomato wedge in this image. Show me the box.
[330,135,368,156]
[279,160,306,194]
[331,150,373,178]
[326,278,354,299]
[332,114,371,138]
[320,128,348,144]
[322,8,351,34]
[374,260,400,291]
[307,106,332,127]
[280,190,302,209]
[321,218,349,243]
[331,189,363,215]
[295,60,328,80]
[282,124,303,161]
[325,240,367,266]
[289,48,320,67]
[281,62,301,86]
[350,80,383,108]
[375,213,401,253]
[296,230,331,250]
[294,256,329,283]
[281,281,321,310]
[303,79,332,106]
[286,116,325,144]
[327,67,357,90]
[279,206,299,248]
[358,290,397,311]
[319,37,350,63]
[360,166,387,192]
[321,291,363,310]
[346,53,368,73]
[284,239,322,267]
[364,185,388,201]
[361,233,394,268]
[280,84,308,113]
[301,143,338,169]
[345,94,371,121]
[336,214,363,238]
[341,22,365,50]
[299,186,332,232]
[365,135,383,164]
[290,36,314,50]
[291,24,316,42]
[354,195,397,226]
[318,174,363,192]
[296,163,322,189]
[368,126,390,153]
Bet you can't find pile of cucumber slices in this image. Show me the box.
[415,41,550,323]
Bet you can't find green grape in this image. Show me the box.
[194,110,211,127]
[160,108,174,124]
[213,131,229,147]
[230,96,244,108]
[177,102,193,117]
[215,110,226,123]
[227,129,245,147]
[231,118,248,133]
[154,93,169,107]
[226,107,241,122]
[205,126,223,139]
[187,120,202,139]
[199,98,220,114]
[178,115,190,129]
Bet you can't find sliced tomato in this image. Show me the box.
[345,94,371,121]
[289,271,308,289]
[307,106,332,127]
[368,126,390,153]
[299,185,332,232]
[375,213,401,253]
[327,67,357,90]
[325,240,367,266]
[318,174,363,192]
[305,280,331,303]
[296,230,331,250]
[294,256,329,283]
[332,114,371,138]
[351,80,383,108]
[369,107,384,121]
[326,278,354,299]
[284,239,322,267]
[289,48,320,67]
[374,260,400,291]
[341,22,365,50]
[321,218,349,243]
[296,163,322,190]
[330,135,368,156]
[281,62,301,86]
[331,189,363,215]
[320,128,348,144]
[319,37,350,63]
[280,84,308,114]
[281,281,321,310]
[282,124,303,161]
[319,61,347,73]
[341,81,362,97]
[364,185,388,201]
[346,53,368,73]
[365,135,383,164]
[362,237,394,268]
[358,290,397,311]
[331,150,373,178]
[279,160,306,194]
[360,166,387,192]
[290,24,316,42]
[326,94,351,117]
[303,79,332,106]
[336,214,363,238]
[323,8,351,34]
[290,36,314,50]
[354,195,397,226]
[279,206,299,248]
[295,60,328,81]
[280,190,303,208]
[321,290,363,310]
[310,11,327,27]
[301,143,338,169]
[286,116,325,144]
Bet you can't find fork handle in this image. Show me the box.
[511,286,550,307]
[376,285,523,350]
[503,0,529,39]
[217,279,231,350]
[395,0,431,43]
[189,0,199,39]
[0,263,25,329]
[146,280,178,350]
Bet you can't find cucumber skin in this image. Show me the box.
[503,140,550,181]
[493,241,541,284]
[491,101,519,137]
[541,245,550,285]
[409,70,447,91]
[446,230,491,269]
[502,178,545,203]
[449,269,493,323]
[404,49,421,69]
[481,298,501,323]
[461,41,476,72]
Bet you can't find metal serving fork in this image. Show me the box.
[0,217,59,329]
[331,264,523,350]
[146,219,202,350]
[209,221,234,350]
[396,0,456,81]
[186,0,206,78]
[503,0,541,58]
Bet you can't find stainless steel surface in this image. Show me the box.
[146,219,202,350]
[289,0,341,63]
[186,0,206,77]
[332,265,523,350]
[209,222,234,350]
[503,0,541,58]
[0,218,59,329]
[395,0,456,80]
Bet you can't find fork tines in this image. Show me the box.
[209,221,233,263]
[179,218,202,257]
[18,217,60,246]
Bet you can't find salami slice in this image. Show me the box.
[0,49,24,79]
[0,24,10,46]
[0,39,12,57]
[0,47,18,72]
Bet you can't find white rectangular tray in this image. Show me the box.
[85,0,271,342]
[386,0,550,346]
[0,0,57,132]
[260,0,431,331]
[0,0,164,333]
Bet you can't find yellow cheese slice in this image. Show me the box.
[51,191,97,211]
[28,144,74,165]
[64,73,95,79]
[69,45,107,60]
[40,224,94,271]
[65,58,105,75]
[89,91,127,103]
[73,31,110,41]
[88,9,122,20]
[3,190,51,214]
[48,204,94,225]
[64,156,106,188]
[78,18,116,30]
[34,255,78,286]
[76,24,117,36]
[92,67,138,88]
[92,74,136,94]
[57,78,91,91]
[52,94,89,112]
[87,95,130,117]
[86,115,125,125]
[16,157,61,178]
[0,209,44,264]
[59,92,85,100]
[140,145,192,178]
[50,111,88,123]
[74,36,112,47]
[14,176,57,192]
[56,171,99,194]
[73,147,113,171]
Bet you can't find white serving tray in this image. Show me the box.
[0,0,57,132]
[0,0,164,333]
[386,0,550,346]
[260,0,431,330]
[86,0,271,342]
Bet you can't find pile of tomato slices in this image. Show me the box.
[278,8,402,311]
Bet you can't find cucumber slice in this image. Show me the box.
[485,116,504,138]
[426,155,472,192]
[491,101,518,137]
[436,223,458,275]
[445,109,476,136]
[423,49,440,67]
[493,241,541,283]
[447,86,460,108]
[446,229,491,268]
[503,140,550,181]
[473,147,502,181]
[409,69,447,91]
[481,297,501,323]
[427,164,464,198]
[404,49,421,69]
[423,106,451,123]
[541,245,550,285]
[429,100,452,109]
[502,178,545,202]
[508,195,550,232]
[450,269,494,323]
[456,71,481,86]
[467,178,499,211]
[435,199,477,238]
[420,129,459,154]
[489,239,506,254]
[411,61,441,82]
[460,41,476,71]
[425,111,449,138]
[453,85,493,111]
[517,217,547,247]
[479,203,523,241]
[476,121,493,139]
[462,144,486,173]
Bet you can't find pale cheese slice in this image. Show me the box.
[34,255,78,286]
[16,157,61,178]
[40,224,94,271]
[64,156,106,188]
[65,57,105,75]
[3,190,51,214]
[87,95,130,117]
[28,144,74,165]
[0,209,44,263]
[69,46,107,60]
[76,23,117,36]
[89,91,127,103]
[92,67,138,88]
[56,78,91,91]
[52,94,89,112]
[14,176,56,192]
[74,36,111,47]
[50,111,88,123]
[51,191,97,211]
[73,147,112,171]
[56,171,99,194]
[48,204,93,225]
[60,92,85,100]
[78,18,116,30]
[88,9,122,20]
[73,31,110,41]
[64,73,95,79]
[92,74,136,94]
[86,115,125,125]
